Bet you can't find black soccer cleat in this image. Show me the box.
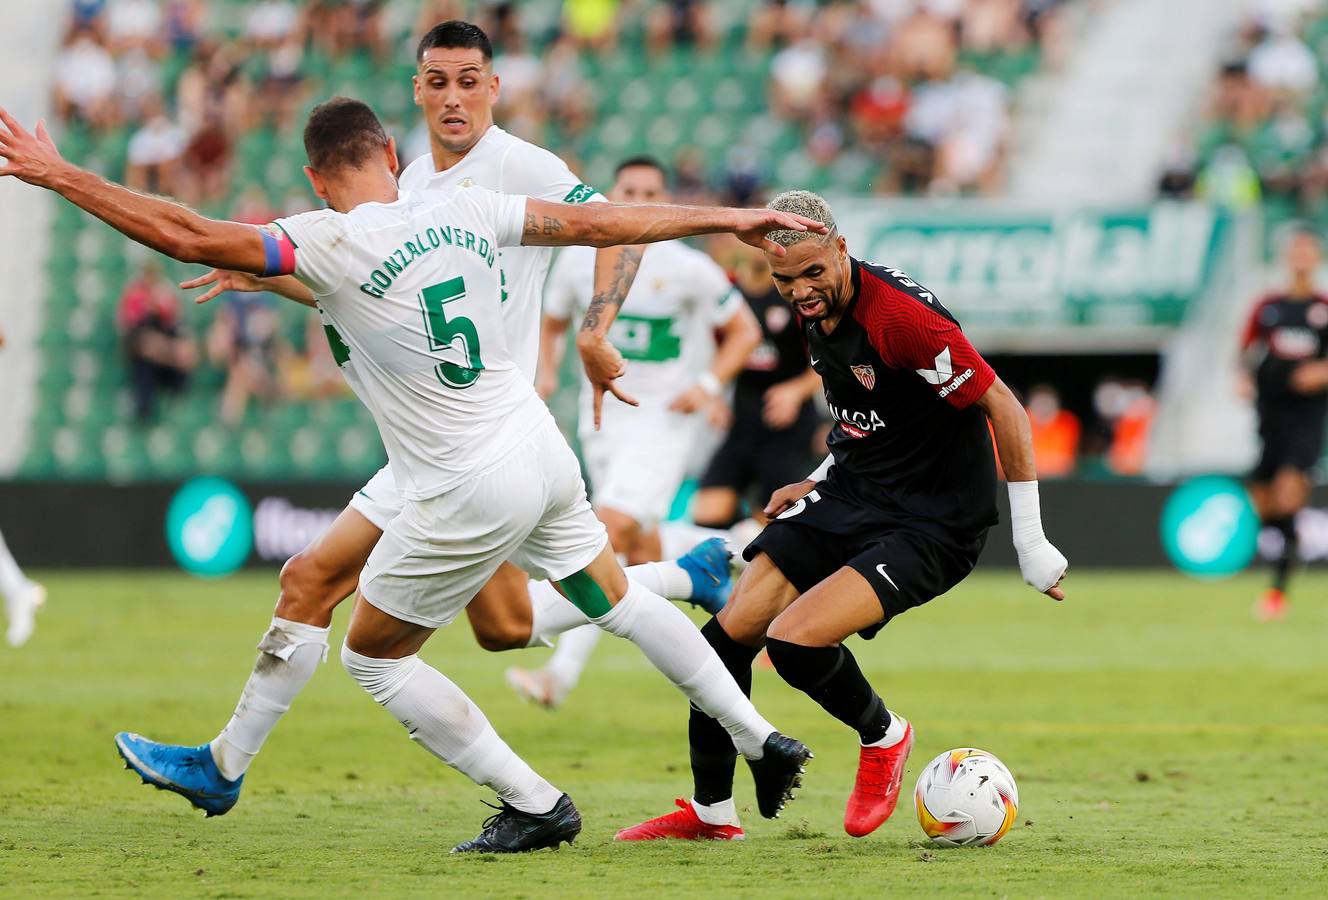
[746,732,813,819]
[451,793,582,854]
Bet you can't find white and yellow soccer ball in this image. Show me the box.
[914,748,1019,847]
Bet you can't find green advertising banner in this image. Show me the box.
[833,201,1232,349]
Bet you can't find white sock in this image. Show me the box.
[865,711,908,748]
[543,623,603,692]
[525,579,591,648]
[0,530,33,603]
[659,521,731,560]
[691,796,740,827]
[632,560,694,600]
[211,617,329,781]
[525,563,696,649]
[341,645,561,814]
[591,580,774,759]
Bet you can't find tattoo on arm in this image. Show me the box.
[524,214,565,236]
[581,246,644,334]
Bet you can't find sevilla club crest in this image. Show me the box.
[851,364,876,391]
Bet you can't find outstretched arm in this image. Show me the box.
[576,243,645,426]
[0,108,267,273]
[520,198,827,255]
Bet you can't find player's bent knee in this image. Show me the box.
[470,619,530,653]
[340,642,418,704]
[278,551,354,620]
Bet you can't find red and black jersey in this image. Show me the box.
[1241,292,1328,411]
[806,258,998,541]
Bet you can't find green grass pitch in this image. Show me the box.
[2,569,1326,897]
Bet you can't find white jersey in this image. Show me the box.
[545,240,742,412]
[398,126,603,381]
[274,186,546,501]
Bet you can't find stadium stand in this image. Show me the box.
[27,0,1073,482]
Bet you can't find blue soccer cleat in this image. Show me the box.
[677,537,733,615]
[114,732,243,817]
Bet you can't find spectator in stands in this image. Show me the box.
[541,32,593,138]
[53,28,118,129]
[1025,384,1080,478]
[125,96,186,196]
[747,0,810,52]
[117,262,196,423]
[646,0,715,55]
[1246,21,1317,96]
[1106,381,1154,477]
[104,0,164,55]
[245,0,301,51]
[176,112,232,205]
[175,38,248,136]
[206,291,287,425]
[163,0,208,54]
[769,37,829,119]
[564,0,621,50]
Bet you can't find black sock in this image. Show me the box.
[690,617,760,805]
[766,638,890,744]
[1271,516,1297,593]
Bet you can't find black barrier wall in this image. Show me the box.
[0,479,1220,570]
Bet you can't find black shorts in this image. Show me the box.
[1252,407,1327,482]
[700,409,818,507]
[743,484,986,639]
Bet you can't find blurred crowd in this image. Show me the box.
[1161,0,1328,239]
[56,0,1131,477]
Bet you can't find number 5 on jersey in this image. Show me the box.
[419,276,485,389]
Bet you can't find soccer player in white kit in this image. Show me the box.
[0,95,826,850]
[97,22,729,817]
[0,325,47,648]
[507,157,762,707]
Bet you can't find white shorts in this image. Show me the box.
[579,406,700,529]
[349,465,403,532]
[358,416,608,629]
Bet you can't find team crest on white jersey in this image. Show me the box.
[851,364,876,390]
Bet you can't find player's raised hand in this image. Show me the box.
[575,330,638,429]
[180,269,265,304]
[0,110,67,187]
[729,209,829,256]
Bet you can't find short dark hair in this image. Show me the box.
[416,20,493,64]
[303,97,390,173]
[614,155,668,180]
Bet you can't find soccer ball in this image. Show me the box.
[914,748,1019,847]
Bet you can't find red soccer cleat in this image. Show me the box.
[844,722,914,837]
[1254,588,1287,622]
[614,798,745,842]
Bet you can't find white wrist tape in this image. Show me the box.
[807,454,833,482]
[1007,480,1068,593]
[1007,480,1046,552]
[697,371,722,397]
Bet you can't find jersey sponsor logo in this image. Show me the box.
[874,563,900,591]
[826,398,886,437]
[1310,303,1328,329]
[1270,327,1320,359]
[851,364,876,391]
[916,347,953,385]
[938,368,976,399]
[563,183,600,204]
[765,306,791,333]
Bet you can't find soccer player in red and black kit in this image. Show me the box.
[617,191,1068,842]
[1240,226,1328,621]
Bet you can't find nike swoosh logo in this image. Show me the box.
[810,356,820,366]
[875,564,899,591]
